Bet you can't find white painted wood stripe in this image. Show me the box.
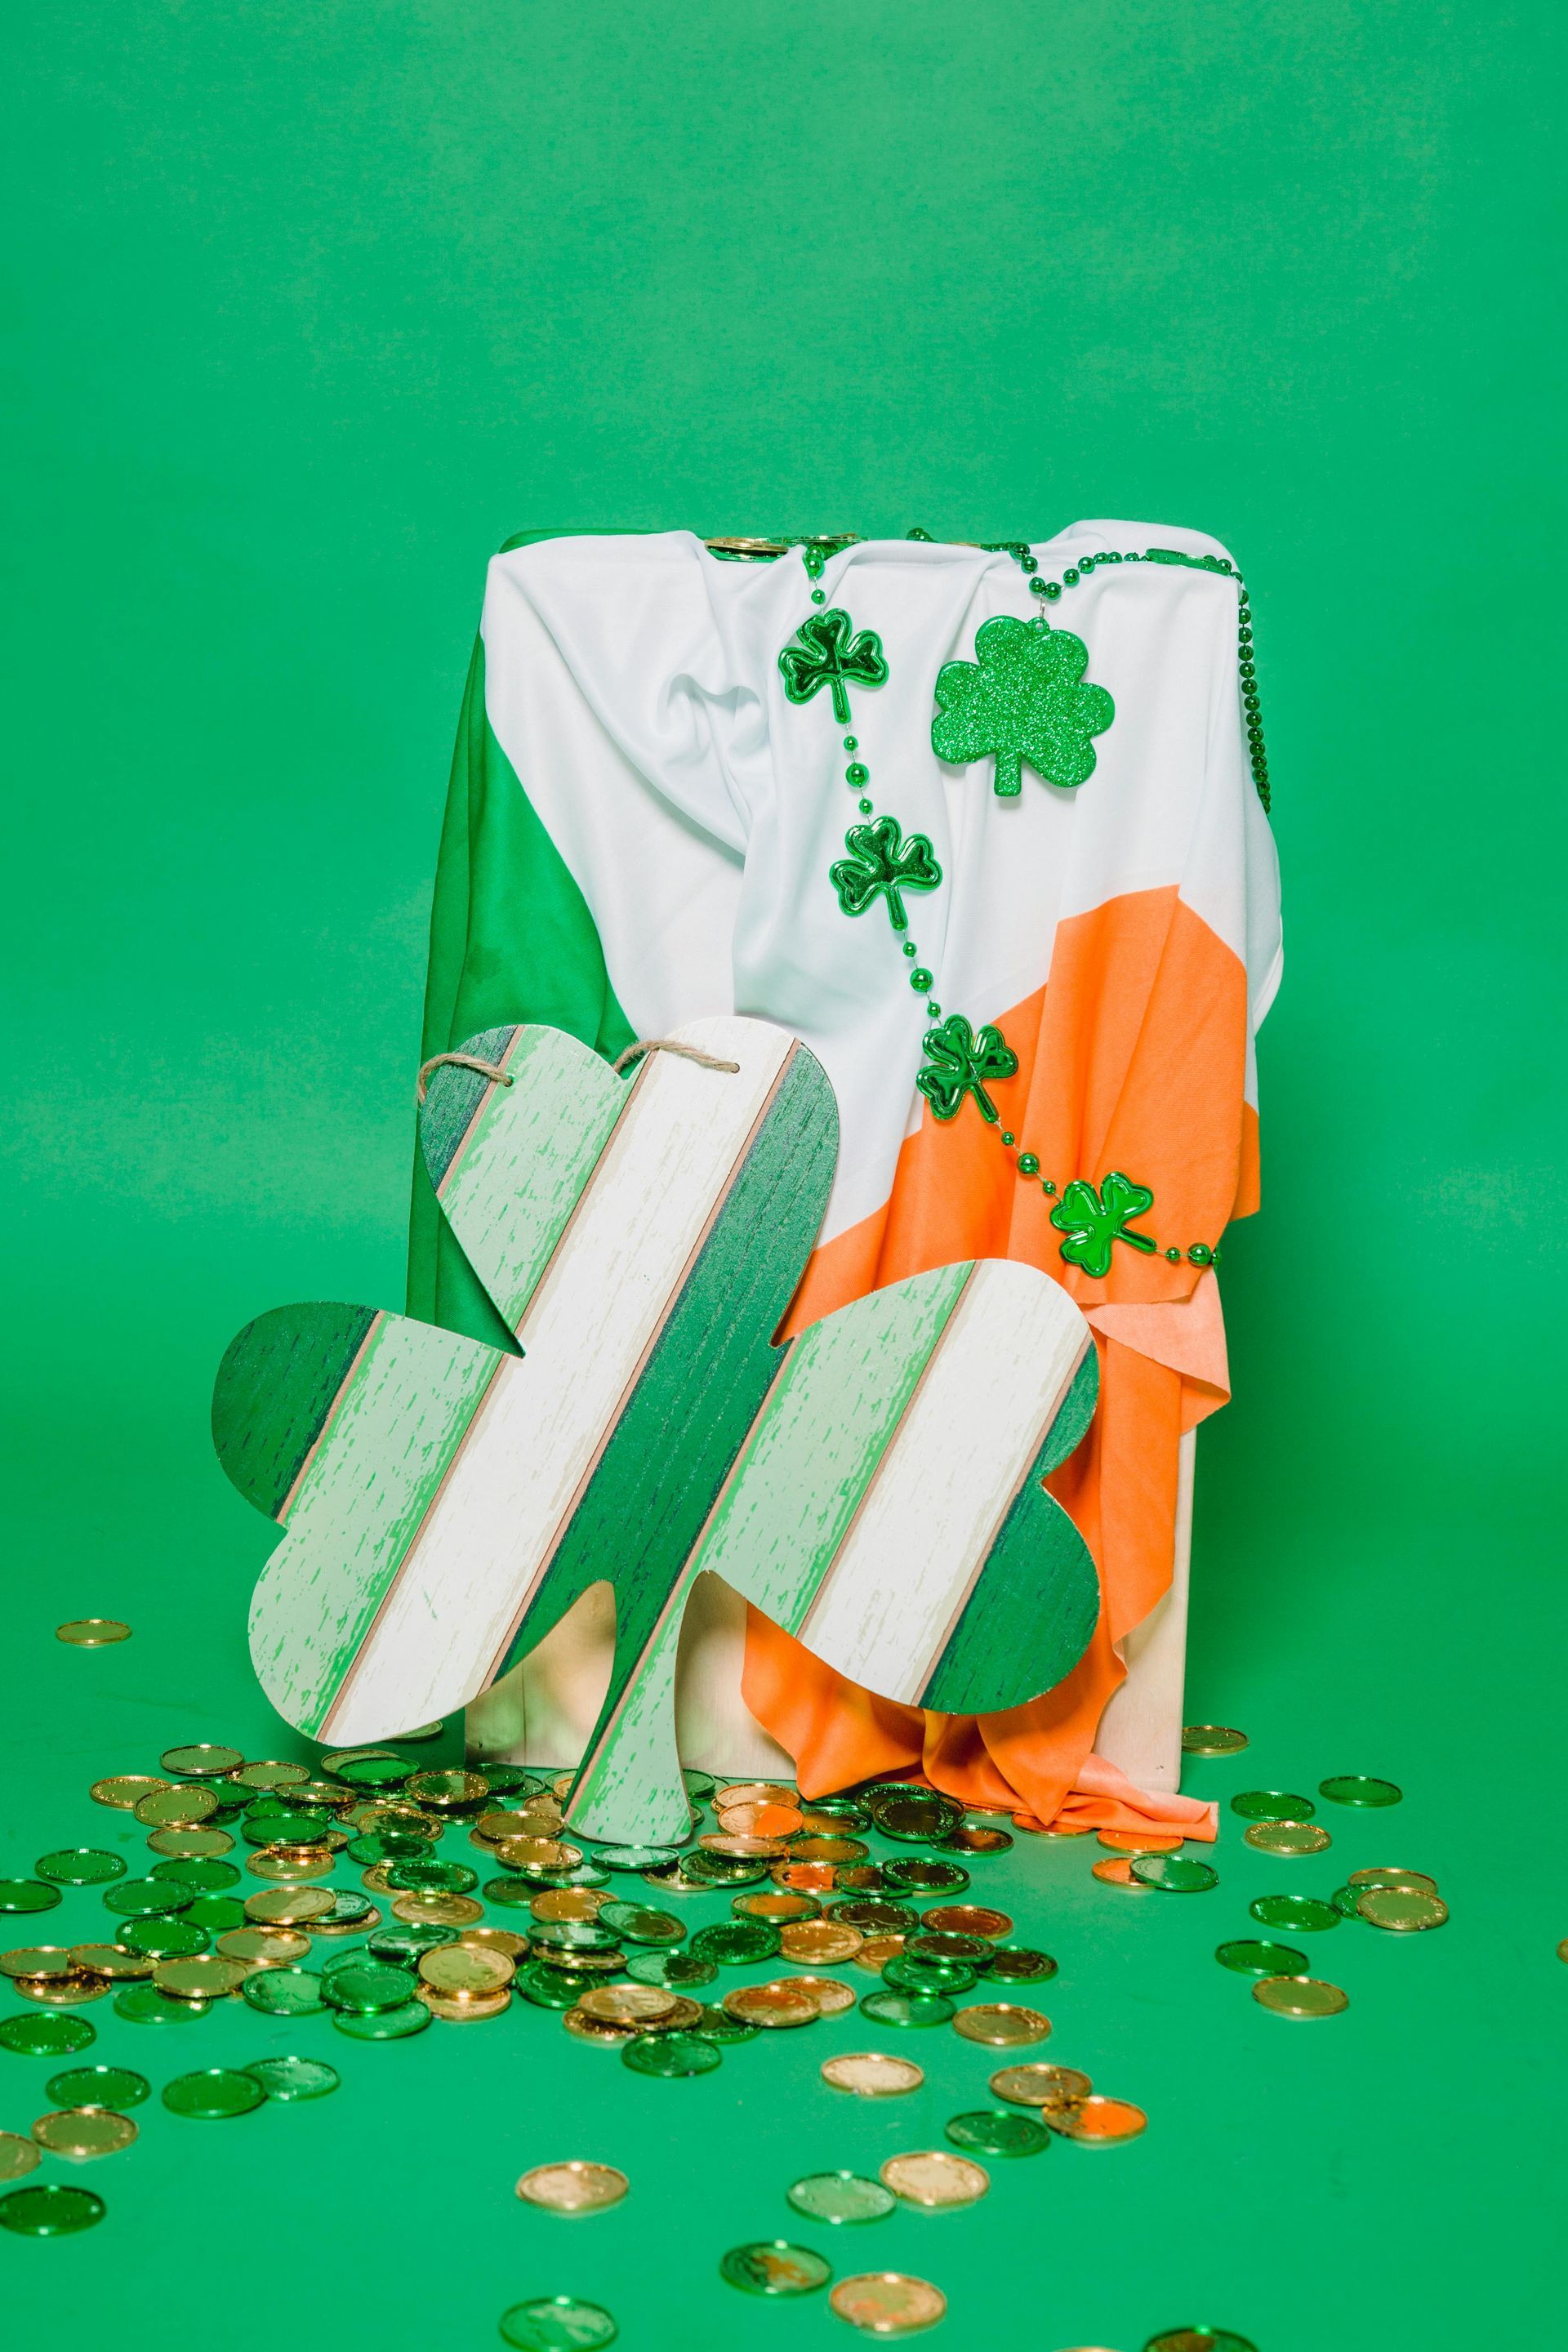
[319,1018,796,1740]
[796,1261,1091,1705]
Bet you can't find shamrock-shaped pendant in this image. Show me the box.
[916,1014,1019,1125]
[1049,1171,1156,1278]
[932,615,1114,797]
[778,608,889,725]
[829,817,942,933]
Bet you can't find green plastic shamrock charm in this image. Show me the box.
[1049,1171,1156,1278]
[931,614,1115,798]
[829,816,942,933]
[778,607,889,724]
[916,1013,1019,1125]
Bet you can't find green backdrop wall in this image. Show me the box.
[4,4,1559,2344]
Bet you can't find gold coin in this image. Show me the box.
[15,1976,109,2007]
[1096,1829,1183,1854]
[216,1926,310,1966]
[243,1886,336,1925]
[719,1801,804,1838]
[530,1888,604,1923]
[321,1747,400,1773]
[1252,1974,1349,2018]
[470,1810,515,1846]
[1048,2094,1147,2145]
[69,1944,152,1981]
[773,1861,838,1892]
[1357,1887,1448,1932]
[417,1984,511,2022]
[311,1904,382,1939]
[515,2159,629,2214]
[698,1833,787,1859]
[359,1864,399,1894]
[649,1995,706,2032]
[564,2008,637,2046]
[0,1947,75,1981]
[547,1946,624,1975]
[495,1836,577,1872]
[32,2108,138,2159]
[1181,1723,1249,1755]
[229,1761,310,1791]
[769,1974,858,2016]
[91,1775,169,1810]
[1348,1865,1437,1893]
[1559,1938,1568,1966]
[405,1769,490,1811]
[549,1772,576,1801]
[853,1936,906,1975]
[418,1944,514,1998]
[354,1802,440,1839]
[989,2062,1093,2108]
[0,2131,41,2181]
[1090,1857,1145,1887]
[880,2149,989,2208]
[133,1784,219,1829]
[391,1892,484,1927]
[732,1890,817,1923]
[952,2003,1052,2047]
[821,2051,924,2098]
[829,2272,947,2334]
[1244,1820,1330,1857]
[152,1956,248,2000]
[461,1926,531,1960]
[579,1984,676,2027]
[714,1781,796,1810]
[724,1981,819,2029]
[919,1904,1012,1939]
[146,1825,234,1858]
[56,1619,131,1646]
[789,1835,869,1864]
[247,1849,336,1881]
[159,1744,246,1777]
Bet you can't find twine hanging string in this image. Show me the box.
[610,1038,741,1076]
[414,1051,515,1105]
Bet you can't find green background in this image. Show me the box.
[3,4,1560,2345]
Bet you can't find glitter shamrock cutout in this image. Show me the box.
[915,1015,1019,1125]
[1049,1172,1156,1278]
[778,608,890,725]
[829,817,942,933]
[931,615,1114,798]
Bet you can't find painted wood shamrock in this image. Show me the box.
[829,817,942,932]
[777,607,889,724]
[931,615,1115,797]
[915,1013,1020,1125]
[1049,1171,1157,1278]
[213,1018,1102,1843]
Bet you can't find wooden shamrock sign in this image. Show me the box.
[214,1018,1101,1842]
[931,614,1115,796]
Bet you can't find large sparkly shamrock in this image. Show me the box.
[829,817,942,933]
[931,615,1115,798]
[777,607,889,724]
[213,1018,1102,1846]
[1050,1171,1156,1278]
[916,1013,1019,1125]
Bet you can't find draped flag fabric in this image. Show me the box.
[408,524,1282,1839]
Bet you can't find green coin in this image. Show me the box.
[313,1891,379,1928]
[347,1833,428,1865]
[985,1947,1057,1981]
[0,2011,96,2056]
[690,1921,781,1965]
[1250,1894,1340,1933]
[114,1984,212,2025]
[1318,1775,1401,1808]
[516,1963,586,2011]
[499,2293,618,2350]
[150,1857,240,1892]
[882,1857,970,1895]
[881,1953,978,1996]
[45,2064,150,2110]
[1144,2331,1259,2352]
[483,1876,540,1909]
[1229,1790,1314,1822]
[368,1923,458,1966]
[334,1755,410,1789]
[331,1999,432,2042]
[318,1944,371,1974]
[682,1768,716,1802]
[691,2002,758,2044]
[719,2241,831,2296]
[530,1921,617,1953]
[0,2183,106,2236]
[678,1851,768,1888]
[593,1844,684,1873]
[185,1896,247,1934]
[384,1860,479,1895]
[939,1822,1013,1855]
[0,1879,61,1914]
[36,1848,127,1886]
[945,2107,1052,2156]
[825,1900,918,1933]
[786,2169,895,2224]
[163,2066,266,2119]
[906,1930,991,1964]
[1214,1939,1309,1977]
[118,1918,211,1958]
[869,1792,964,1843]
[858,1989,955,2029]
[625,1950,716,1990]
[479,1764,543,1797]
[103,1878,194,1918]
[621,2030,722,2078]
[322,1962,416,2014]
[1130,1855,1219,1893]
[241,1811,323,1846]
[1331,1885,1365,1918]
[244,2056,340,2101]
[243,1967,327,2016]
[599,1903,684,1946]
[802,1797,870,1830]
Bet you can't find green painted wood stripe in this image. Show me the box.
[419,1023,522,1192]
[212,1302,380,1523]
